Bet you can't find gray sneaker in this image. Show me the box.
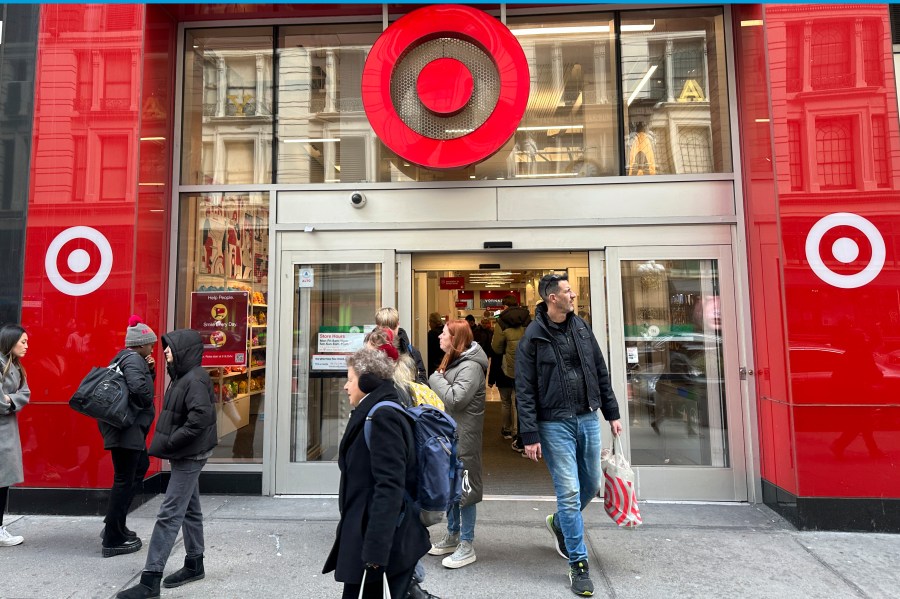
[441,540,476,569]
[569,560,594,596]
[546,514,569,559]
[428,531,459,556]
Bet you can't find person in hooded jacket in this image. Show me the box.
[491,295,531,446]
[323,348,431,599]
[100,316,158,558]
[117,329,217,599]
[427,319,488,570]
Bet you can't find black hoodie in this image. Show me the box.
[148,329,217,460]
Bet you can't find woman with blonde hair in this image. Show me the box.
[427,319,487,569]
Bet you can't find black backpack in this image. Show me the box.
[69,353,135,428]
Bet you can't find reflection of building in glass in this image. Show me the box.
[622,10,729,175]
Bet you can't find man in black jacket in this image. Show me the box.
[515,273,622,597]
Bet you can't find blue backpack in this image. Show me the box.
[364,401,465,525]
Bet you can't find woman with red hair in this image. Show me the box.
[427,319,488,570]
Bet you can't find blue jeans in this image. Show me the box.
[538,412,602,565]
[447,502,476,542]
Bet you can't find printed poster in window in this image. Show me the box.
[191,291,249,367]
[198,196,227,275]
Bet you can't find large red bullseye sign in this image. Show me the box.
[362,4,530,170]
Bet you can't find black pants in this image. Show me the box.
[0,486,8,526]
[341,565,415,599]
[103,448,149,546]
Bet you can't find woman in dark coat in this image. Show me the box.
[100,316,158,558]
[118,329,217,599]
[323,348,430,599]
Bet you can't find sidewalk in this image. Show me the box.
[1,495,898,599]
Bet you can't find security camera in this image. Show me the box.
[350,192,367,208]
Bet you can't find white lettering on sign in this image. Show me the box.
[317,332,365,353]
[312,354,350,371]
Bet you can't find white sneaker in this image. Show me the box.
[0,526,23,547]
[442,540,476,569]
[428,531,459,556]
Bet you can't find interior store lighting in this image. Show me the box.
[517,125,584,132]
[283,138,340,143]
[140,137,166,141]
[512,22,655,37]
[740,20,764,27]
[626,65,658,107]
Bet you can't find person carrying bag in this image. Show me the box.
[97,316,159,558]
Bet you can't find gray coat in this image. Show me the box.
[0,355,30,488]
[428,342,488,507]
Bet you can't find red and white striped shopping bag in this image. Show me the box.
[601,436,643,528]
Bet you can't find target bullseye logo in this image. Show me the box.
[804,212,885,289]
[362,4,530,170]
[45,226,113,296]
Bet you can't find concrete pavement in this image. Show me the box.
[1,495,898,599]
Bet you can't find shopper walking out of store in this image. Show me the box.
[516,273,622,597]
[118,329,217,599]
[427,319,487,569]
[100,316,158,558]
[0,324,29,548]
[375,307,427,383]
[323,348,431,599]
[491,294,531,449]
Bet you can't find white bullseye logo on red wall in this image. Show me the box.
[362,4,530,170]
[44,226,113,296]
[804,213,886,289]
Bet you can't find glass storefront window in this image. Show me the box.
[175,192,270,463]
[506,13,619,179]
[277,23,383,184]
[620,9,732,175]
[621,259,729,467]
[183,7,735,184]
[290,263,382,462]
[182,28,274,185]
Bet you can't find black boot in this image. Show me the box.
[117,571,161,599]
[407,580,441,599]
[163,555,205,588]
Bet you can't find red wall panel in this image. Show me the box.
[740,4,900,499]
[19,4,172,489]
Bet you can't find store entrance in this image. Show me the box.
[409,252,597,497]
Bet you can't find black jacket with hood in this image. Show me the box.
[397,327,427,384]
[515,302,620,446]
[97,349,156,451]
[148,329,217,460]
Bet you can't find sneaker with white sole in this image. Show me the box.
[0,526,23,547]
[428,531,459,556]
[441,540,476,569]
[546,514,569,559]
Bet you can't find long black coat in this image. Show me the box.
[148,330,217,460]
[97,349,156,451]
[323,380,430,584]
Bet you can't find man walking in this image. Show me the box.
[491,294,530,448]
[515,273,622,597]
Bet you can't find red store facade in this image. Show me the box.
[1,3,899,531]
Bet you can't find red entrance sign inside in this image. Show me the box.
[362,4,530,170]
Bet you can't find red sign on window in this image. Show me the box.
[190,291,249,366]
[440,277,466,290]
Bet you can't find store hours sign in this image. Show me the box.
[191,291,250,366]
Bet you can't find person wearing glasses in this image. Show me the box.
[515,273,622,597]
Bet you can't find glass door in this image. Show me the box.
[274,249,395,493]
[606,246,748,501]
